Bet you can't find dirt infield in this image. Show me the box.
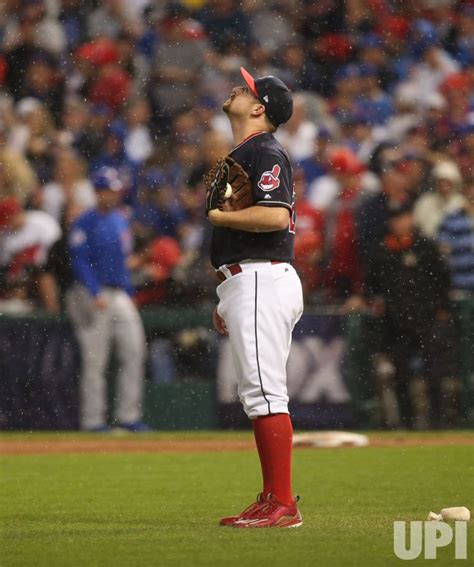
[1,433,474,455]
[0,438,254,455]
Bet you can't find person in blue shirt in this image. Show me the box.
[66,167,148,432]
[438,176,474,293]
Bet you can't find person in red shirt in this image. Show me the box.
[292,168,324,298]
[322,149,366,299]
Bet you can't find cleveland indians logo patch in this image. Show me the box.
[257,164,281,191]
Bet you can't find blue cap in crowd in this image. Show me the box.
[411,19,440,57]
[334,63,361,83]
[358,34,384,50]
[141,169,167,189]
[91,167,124,192]
[358,63,378,78]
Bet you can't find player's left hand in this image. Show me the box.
[204,157,252,216]
[212,306,228,336]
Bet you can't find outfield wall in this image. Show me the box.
[0,303,473,430]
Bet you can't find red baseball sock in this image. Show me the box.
[252,413,294,506]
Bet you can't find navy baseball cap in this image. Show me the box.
[240,67,293,127]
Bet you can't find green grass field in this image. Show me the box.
[1,432,473,567]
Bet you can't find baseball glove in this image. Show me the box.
[204,156,253,214]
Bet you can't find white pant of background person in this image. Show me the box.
[66,285,146,429]
[216,261,303,418]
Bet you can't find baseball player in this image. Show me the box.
[206,68,303,528]
[66,167,148,432]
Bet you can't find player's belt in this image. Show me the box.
[216,261,282,282]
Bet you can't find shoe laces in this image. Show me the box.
[261,494,299,513]
[245,493,279,518]
[240,492,266,517]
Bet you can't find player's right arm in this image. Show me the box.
[207,205,289,232]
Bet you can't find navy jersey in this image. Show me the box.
[210,132,295,268]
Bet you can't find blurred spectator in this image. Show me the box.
[378,15,411,83]
[304,32,353,96]
[89,122,139,205]
[301,2,346,41]
[399,19,459,108]
[414,161,465,238]
[40,149,96,221]
[246,2,294,55]
[330,64,361,125]
[363,202,451,428]
[297,129,330,187]
[88,0,140,40]
[275,95,318,162]
[9,98,39,151]
[75,103,111,161]
[275,43,311,91]
[453,6,474,66]
[355,65,393,126]
[339,114,372,164]
[457,123,474,181]
[292,169,324,299]
[74,36,120,69]
[88,63,132,114]
[319,149,368,299]
[438,176,474,293]
[58,0,90,51]
[439,71,472,133]
[198,0,249,53]
[3,0,65,100]
[132,171,186,241]
[22,51,65,120]
[398,152,431,198]
[424,92,450,149]
[15,100,56,183]
[66,167,147,432]
[0,122,37,204]
[358,166,410,269]
[308,147,375,211]
[0,196,60,305]
[124,97,153,164]
[131,235,182,306]
[357,33,394,91]
[37,203,78,313]
[151,5,210,129]
[384,85,424,144]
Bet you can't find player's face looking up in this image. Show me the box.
[222,85,263,118]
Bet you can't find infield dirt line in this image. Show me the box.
[1,435,474,455]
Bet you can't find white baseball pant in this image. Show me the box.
[216,261,303,418]
[66,284,146,429]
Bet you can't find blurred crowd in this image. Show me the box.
[0,0,472,317]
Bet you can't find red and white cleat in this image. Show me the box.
[231,494,303,529]
[219,493,268,527]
